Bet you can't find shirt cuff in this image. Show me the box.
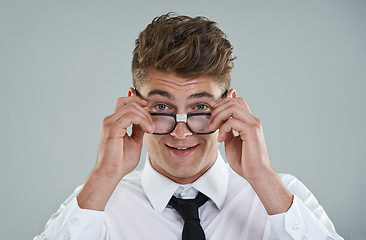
[269,195,329,240]
[44,197,105,240]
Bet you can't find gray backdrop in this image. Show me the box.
[1,0,365,239]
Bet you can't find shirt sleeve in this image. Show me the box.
[33,185,106,240]
[268,174,343,240]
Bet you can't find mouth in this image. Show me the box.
[166,144,198,156]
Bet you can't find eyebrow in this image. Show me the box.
[147,90,175,100]
[188,92,216,100]
[146,90,216,101]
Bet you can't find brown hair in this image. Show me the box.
[132,13,235,91]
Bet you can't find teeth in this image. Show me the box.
[177,147,188,150]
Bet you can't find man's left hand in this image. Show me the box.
[209,90,293,215]
[209,90,272,182]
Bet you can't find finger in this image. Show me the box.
[213,97,251,116]
[236,98,251,113]
[218,129,235,143]
[218,116,264,143]
[217,118,251,142]
[107,112,155,137]
[124,102,153,124]
[212,97,231,109]
[114,96,148,113]
[209,98,234,128]
[209,101,255,131]
[130,123,145,143]
[108,102,154,128]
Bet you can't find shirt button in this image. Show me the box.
[70,218,79,226]
[63,233,71,240]
[183,188,190,193]
[292,222,301,230]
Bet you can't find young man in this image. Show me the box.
[34,13,343,239]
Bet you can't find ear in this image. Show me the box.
[128,87,136,97]
[227,88,237,98]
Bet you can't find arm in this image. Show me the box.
[269,174,343,239]
[209,89,343,239]
[33,186,106,240]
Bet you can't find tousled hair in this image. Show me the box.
[132,13,235,91]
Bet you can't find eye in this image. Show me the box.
[193,104,210,111]
[153,103,170,111]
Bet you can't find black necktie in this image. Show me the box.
[168,192,209,240]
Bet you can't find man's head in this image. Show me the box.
[132,13,235,93]
[130,13,236,184]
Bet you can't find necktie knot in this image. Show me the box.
[169,198,200,221]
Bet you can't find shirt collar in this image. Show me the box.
[141,150,229,213]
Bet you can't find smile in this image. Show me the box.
[166,144,197,149]
[166,144,198,156]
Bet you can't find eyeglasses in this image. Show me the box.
[135,89,228,135]
[150,112,215,135]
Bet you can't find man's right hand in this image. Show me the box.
[77,94,154,211]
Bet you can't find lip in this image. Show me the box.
[166,144,198,157]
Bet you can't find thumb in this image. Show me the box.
[130,124,146,144]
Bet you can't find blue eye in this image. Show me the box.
[154,104,169,111]
[194,104,209,111]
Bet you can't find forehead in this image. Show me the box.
[139,70,222,100]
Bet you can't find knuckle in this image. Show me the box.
[237,97,246,103]
[252,117,262,127]
[116,97,125,105]
[103,115,112,126]
[124,111,135,119]
[125,104,137,112]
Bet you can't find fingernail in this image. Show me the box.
[150,124,155,133]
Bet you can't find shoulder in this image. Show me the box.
[228,169,314,200]
[116,169,144,194]
[105,169,149,212]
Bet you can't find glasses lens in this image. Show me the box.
[187,114,212,134]
[151,114,175,134]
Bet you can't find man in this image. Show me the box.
[34,13,343,239]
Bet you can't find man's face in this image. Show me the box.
[138,69,224,184]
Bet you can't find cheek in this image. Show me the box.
[143,135,161,150]
[202,132,219,148]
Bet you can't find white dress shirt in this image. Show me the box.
[34,151,343,240]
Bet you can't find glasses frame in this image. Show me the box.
[150,112,215,135]
[135,88,228,135]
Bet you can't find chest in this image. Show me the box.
[104,194,278,240]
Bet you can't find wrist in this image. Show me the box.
[247,169,293,215]
[246,166,276,183]
[244,165,276,185]
[92,165,126,182]
[77,168,123,211]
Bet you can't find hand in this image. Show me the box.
[209,90,293,215]
[96,95,154,178]
[209,91,272,182]
[77,93,154,210]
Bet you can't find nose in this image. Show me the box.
[170,122,193,139]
